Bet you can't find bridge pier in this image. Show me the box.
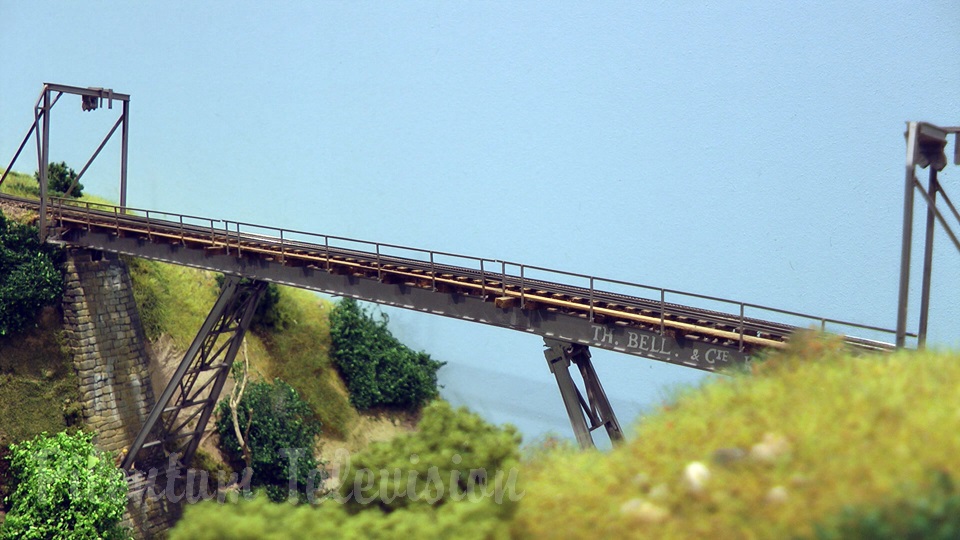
[544,339,624,449]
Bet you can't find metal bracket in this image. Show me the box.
[121,276,266,473]
[544,338,624,450]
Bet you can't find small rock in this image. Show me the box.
[790,474,809,486]
[620,498,670,524]
[648,483,670,500]
[632,473,651,490]
[765,485,788,504]
[750,433,791,463]
[683,461,711,493]
[712,447,747,465]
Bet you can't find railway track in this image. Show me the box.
[1,193,901,358]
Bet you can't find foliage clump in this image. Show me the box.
[336,400,523,514]
[34,161,83,198]
[170,401,522,540]
[0,210,63,336]
[812,470,960,540]
[1,431,129,540]
[330,298,444,410]
[215,378,322,502]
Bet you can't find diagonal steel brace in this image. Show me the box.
[122,277,266,472]
[544,338,624,450]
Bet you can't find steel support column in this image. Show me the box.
[917,167,939,348]
[896,122,957,348]
[39,89,51,242]
[122,277,266,472]
[120,99,129,208]
[896,122,919,348]
[544,339,624,450]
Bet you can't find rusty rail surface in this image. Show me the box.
[1,193,907,354]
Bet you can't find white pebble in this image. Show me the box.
[683,461,711,493]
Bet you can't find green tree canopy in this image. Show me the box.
[34,161,83,198]
[215,378,322,502]
[330,298,444,410]
[1,431,129,540]
[0,211,63,336]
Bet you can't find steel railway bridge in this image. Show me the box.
[0,83,953,471]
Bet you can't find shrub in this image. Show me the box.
[34,161,82,198]
[1,431,129,540]
[169,402,522,540]
[0,211,63,336]
[812,470,960,540]
[336,400,523,515]
[215,379,322,502]
[330,298,444,410]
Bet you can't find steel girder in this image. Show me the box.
[121,277,266,473]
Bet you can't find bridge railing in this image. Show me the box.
[48,196,909,348]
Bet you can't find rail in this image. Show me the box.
[10,193,907,350]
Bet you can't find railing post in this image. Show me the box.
[179,215,184,245]
[279,229,285,264]
[739,303,745,351]
[480,260,486,298]
[324,236,330,270]
[146,210,152,242]
[114,206,120,236]
[236,222,242,257]
[376,244,382,281]
[520,265,526,309]
[502,261,506,293]
[589,277,595,322]
[659,289,666,336]
[430,252,437,291]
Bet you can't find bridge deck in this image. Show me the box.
[1,194,900,371]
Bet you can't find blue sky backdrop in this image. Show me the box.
[2,2,958,442]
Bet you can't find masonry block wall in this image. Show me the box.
[62,248,174,538]
[62,248,156,454]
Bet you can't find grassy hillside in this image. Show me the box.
[0,168,115,208]
[0,307,81,444]
[0,169,39,199]
[0,171,86,444]
[513,334,960,538]
[125,257,359,439]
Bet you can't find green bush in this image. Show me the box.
[1,431,129,540]
[34,161,82,198]
[812,470,960,540]
[0,211,63,336]
[330,298,444,410]
[215,379,322,502]
[336,401,523,515]
[169,401,522,540]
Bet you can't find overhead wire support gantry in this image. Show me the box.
[0,83,130,241]
[896,122,960,348]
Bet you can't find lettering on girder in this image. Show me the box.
[587,324,750,370]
